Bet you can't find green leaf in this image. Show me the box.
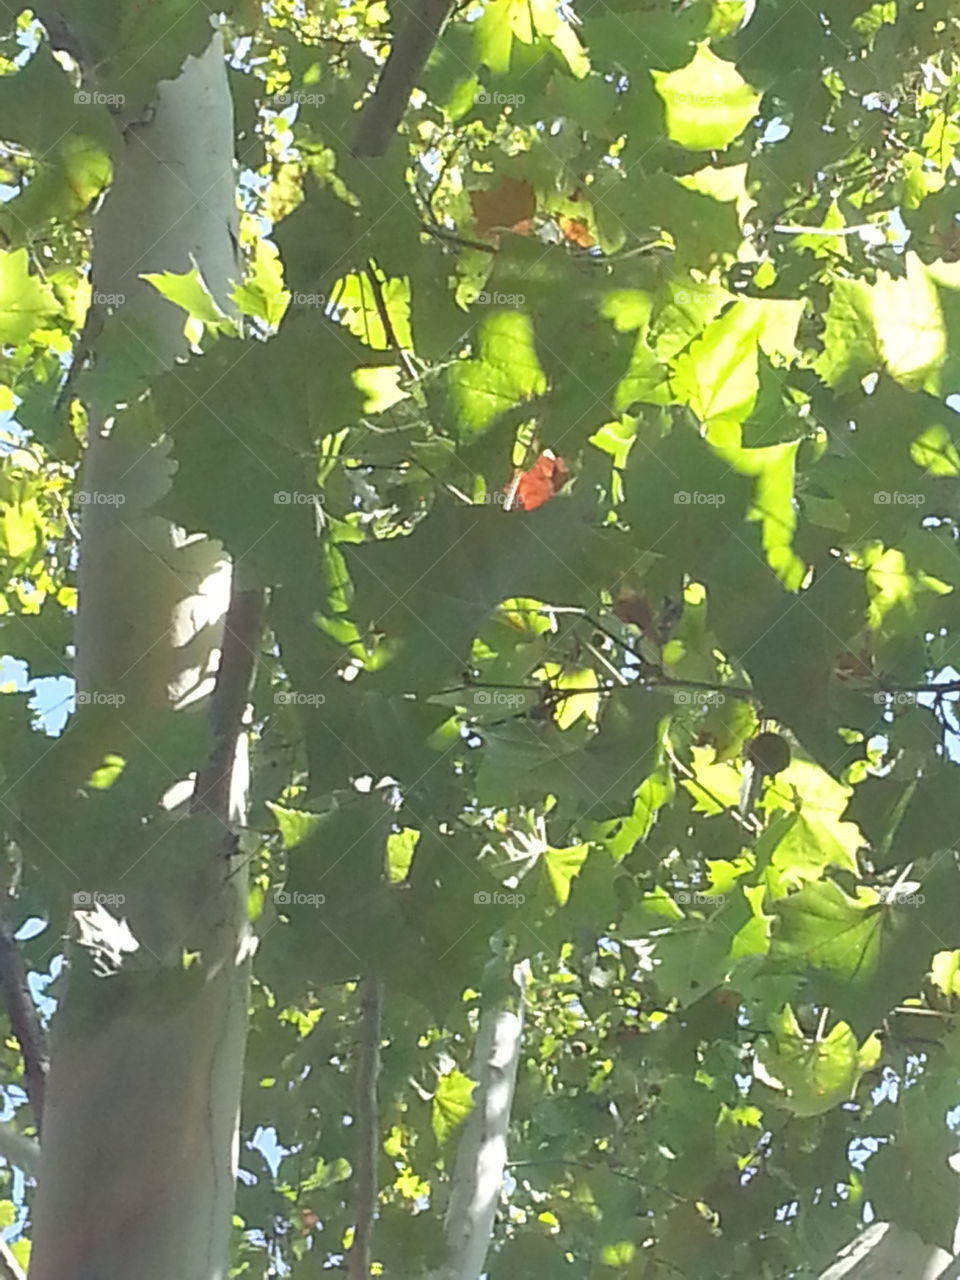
[476,690,673,818]
[814,278,880,391]
[432,1069,476,1144]
[651,45,761,151]
[142,265,231,328]
[156,314,374,583]
[472,0,517,76]
[344,501,629,692]
[755,1005,880,1117]
[60,0,246,111]
[815,256,947,393]
[874,254,946,392]
[444,312,547,438]
[772,880,882,982]
[231,235,288,327]
[650,893,753,1005]
[335,271,412,351]
[1,497,42,562]
[387,828,420,884]
[268,805,328,850]
[769,814,861,881]
[542,843,589,905]
[712,433,804,589]
[769,867,960,1032]
[0,249,58,344]
[681,746,742,816]
[528,0,589,77]
[621,413,754,583]
[672,302,762,422]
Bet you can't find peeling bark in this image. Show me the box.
[28,29,256,1280]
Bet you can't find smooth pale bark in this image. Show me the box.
[434,968,526,1280]
[820,1151,960,1279]
[28,30,254,1280]
[819,1222,952,1279]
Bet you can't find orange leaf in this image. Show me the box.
[470,178,536,237]
[558,216,595,248]
[508,450,571,511]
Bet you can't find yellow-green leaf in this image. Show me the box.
[543,842,589,905]
[432,1069,476,1144]
[0,248,57,343]
[652,45,761,152]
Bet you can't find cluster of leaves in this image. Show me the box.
[5,0,960,1275]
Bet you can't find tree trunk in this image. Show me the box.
[819,1222,953,1280]
[434,965,526,1280]
[28,29,255,1280]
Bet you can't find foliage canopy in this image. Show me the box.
[4,0,960,1275]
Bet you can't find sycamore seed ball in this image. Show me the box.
[747,731,791,777]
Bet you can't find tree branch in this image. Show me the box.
[348,976,382,1280]
[352,0,454,158]
[886,679,960,695]
[0,906,47,1134]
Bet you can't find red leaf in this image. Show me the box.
[508,450,571,511]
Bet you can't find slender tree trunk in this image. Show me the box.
[28,30,255,1280]
[434,965,526,1280]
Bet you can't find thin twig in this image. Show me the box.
[421,224,497,254]
[365,260,418,381]
[663,739,761,836]
[425,134,465,225]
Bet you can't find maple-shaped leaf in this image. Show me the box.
[470,177,536,237]
[508,450,571,511]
